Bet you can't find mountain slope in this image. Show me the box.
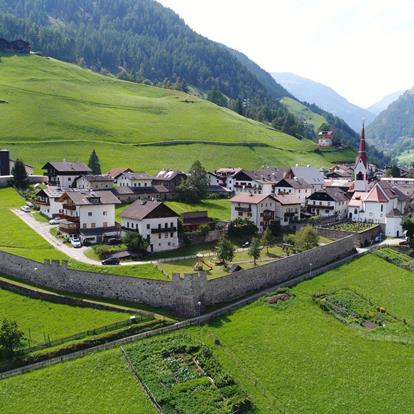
[0,54,354,173]
[367,89,414,159]
[272,72,375,131]
[367,90,405,115]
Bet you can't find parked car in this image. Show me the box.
[20,205,31,213]
[102,257,120,265]
[106,237,121,245]
[26,201,34,208]
[49,218,64,225]
[241,241,250,248]
[70,236,82,248]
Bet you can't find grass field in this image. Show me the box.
[0,286,128,346]
[281,97,326,132]
[0,349,157,414]
[0,54,354,173]
[2,255,413,413]
[165,199,231,221]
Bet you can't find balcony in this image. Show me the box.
[59,214,80,223]
[151,227,177,234]
[63,204,76,210]
[35,199,50,206]
[235,206,252,213]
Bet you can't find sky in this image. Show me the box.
[158,0,414,108]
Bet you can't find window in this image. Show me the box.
[91,223,96,229]
[103,211,107,216]
[68,177,72,182]
[170,232,174,238]
[127,222,130,228]
[158,234,161,239]
[103,222,108,228]
[165,233,168,238]
[88,212,92,217]
[165,223,168,228]
[147,224,150,230]
[82,224,87,229]
[381,204,384,212]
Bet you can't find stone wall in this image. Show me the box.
[0,235,355,317]
[316,225,381,247]
[0,175,47,188]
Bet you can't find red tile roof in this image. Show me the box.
[230,194,275,204]
[365,185,388,203]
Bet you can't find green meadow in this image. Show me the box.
[2,254,413,413]
[281,96,326,131]
[0,54,353,173]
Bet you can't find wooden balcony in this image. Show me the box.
[235,206,252,213]
[63,204,76,211]
[151,227,177,234]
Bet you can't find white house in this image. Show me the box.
[274,177,313,206]
[35,187,65,218]
[42,161,91,188]
[274,194,302,226]
[306,188,349,219]
[57,190,121,243]
[230,193,278,233]
[116,172,153,188]
[348,182,409,237]
[74,175,114,190]
[120,200,179,253]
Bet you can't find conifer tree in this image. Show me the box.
[88,150,101,175]
[248,237,261,266]
[11,159,28,189]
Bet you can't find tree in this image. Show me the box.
[228,217,258,240]
[0,319,25,358]
[248,237,261,265]
[88,150,101,175]
[123,231,149,253]
[178,161,208,203]
[402,215,414,246]
[207,88,227,107]
[390,165,401,178]
[216,238,235,267]
[261,226,273,254]
[293,225,319,251]
[11,159,28,189]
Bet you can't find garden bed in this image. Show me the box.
[328,222,377,233]
[125,334,252,414]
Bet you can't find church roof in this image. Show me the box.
[365,185,388,203]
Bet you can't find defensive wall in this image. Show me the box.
[316,224,381,247]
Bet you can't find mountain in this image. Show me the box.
[367,90,405,115]
[272,72,375,131]
[0,54,355,173]
[366,89,414,160]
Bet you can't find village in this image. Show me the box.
[1,125,413,275]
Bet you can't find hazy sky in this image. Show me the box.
[158,0,414,108]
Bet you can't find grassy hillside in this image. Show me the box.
[0,54,353,172]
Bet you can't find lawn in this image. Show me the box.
[188,254,414,413]
[0,54,354,173]
[0,349,157,414]
[165,199,231,221]
[0,285,128,346]
[281,97,326,132]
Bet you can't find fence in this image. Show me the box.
[0,249,363,381]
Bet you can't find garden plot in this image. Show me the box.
[373,247,414,270]
[313,288,414,340]
[125,334,252,414]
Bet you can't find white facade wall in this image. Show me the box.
[57,175,80,189]
[308,199,348,218]
[78,204,116,230]
[40,198,63,218]
[274,203,301,226]
[76,177,113,190]
[208,173,220,186]
[116,174,152,188]
[275,186,312,206]
[233,179,262,195]
[122,216,179,252]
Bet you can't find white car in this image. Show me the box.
[70,236,82,248]
[49,218,63,225]
[20,205,31,213]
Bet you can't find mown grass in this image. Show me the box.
[0,54,354,173]
[281,97,326,132]
[0,285,128,346]
[165,199,231,221]
[188,254,414,413]
[0,349,157,414]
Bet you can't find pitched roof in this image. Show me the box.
[106,168,132,179]
[61,190,120,205]
[36,186,65,199]
[154,170,186,181]
[80,175,114,182]
[386,208,403,218]
[120,200,178,220]
[274,194,302,205]
[113,185,169,196]
[308,188,349,202]
[365,185,388,203]
[348,192,368,208]
[290,167,325,186]
[123,172,152,180]
[42,161,91,173]
[230,194,275,204]
[275,177,310,189]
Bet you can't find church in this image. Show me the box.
[348,124,410,238]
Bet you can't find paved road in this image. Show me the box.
[12,209,100,265]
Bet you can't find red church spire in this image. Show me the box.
[356,121,368,167]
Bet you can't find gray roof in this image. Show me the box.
[120,200,178,220]
[81,175,114,182]
[37,186,65,198]
[291,167,325,186]
[113,185,169,196]
[62,190,120,205]
[43,161,91,173]
[123,172,152,180]
[154,170,186,181]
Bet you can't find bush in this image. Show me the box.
[228,217,258,240]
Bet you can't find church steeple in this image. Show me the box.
[354,122,369,192]
[356,121,368,168]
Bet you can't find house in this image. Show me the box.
[120,201,179,252]
[106,167,133,180]
[112,185,170,203]
[306,188,350,219]
[181,211,214,232]
[152,170,187,192]
[326,164,354,180]
[231,168,286,195]
[42,161,91,188]
[214,167,242,188]
[116,172,153,188]
[208,172,221,187]
[57,190,121,243]
[348,182,409,237]
[274,177,313,206]
[318,130,334,147]
[274,194,302,226]
[74,175,114,190]
[285,166,325,191]
[230,193,278,233]
[34,187,65,218]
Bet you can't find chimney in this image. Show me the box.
[0,149,10,176]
